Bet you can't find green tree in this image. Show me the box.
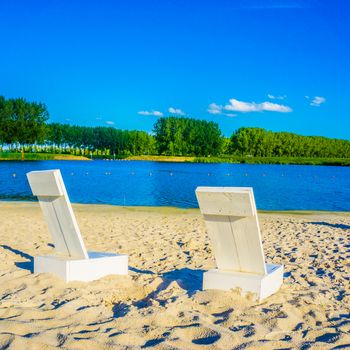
[0,96,49,156]
[153,116,222,156]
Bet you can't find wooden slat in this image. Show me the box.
[203,215,241,270]
[27,170,63,196]
[38,198,70,255]
[196,187,254,217]
[51,196,88,259]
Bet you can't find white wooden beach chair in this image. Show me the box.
[27,169,128,282]
[195,187,283,301]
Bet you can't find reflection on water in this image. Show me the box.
[0,160,349,211]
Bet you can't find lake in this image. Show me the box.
[0,160,349,211]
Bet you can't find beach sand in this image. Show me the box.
[0,202,349,349]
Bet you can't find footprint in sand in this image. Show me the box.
[192,331,221,345]
[172,326,221,346]
[212,308,234,325]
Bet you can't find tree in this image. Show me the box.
[153,116,223,156]
[0,96,49,153]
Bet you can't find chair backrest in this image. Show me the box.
[27,169,88,259]
[195,187,266,275]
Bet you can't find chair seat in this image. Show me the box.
[203,263,283,301]
[34,252,128,282]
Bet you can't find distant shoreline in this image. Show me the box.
[1,153,350,166]
[126,155,350,166]
[0,153,90,161]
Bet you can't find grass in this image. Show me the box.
[0,152,90,161]
[125,155,196,162]
[1,152,349,166]
[193,155,350,166]
[124,155,350,166]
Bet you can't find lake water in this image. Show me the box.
[0,160,349,211]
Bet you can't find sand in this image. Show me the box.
[0,202,349,349]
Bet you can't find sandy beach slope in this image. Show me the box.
[0,202,349,349]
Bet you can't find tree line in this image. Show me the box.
[1,95,350,158]
[47,123,156,156]
[229,127,350,158]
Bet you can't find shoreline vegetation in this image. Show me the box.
[128,155,350,166]
[0,152,89,161]
[1,152,350,166]
[1,96,350,166]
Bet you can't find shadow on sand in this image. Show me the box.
[154,268,204,298]
[308,222,350,230]
[129,266,155,275]
[0,244,33,272]
[113,267,204,318]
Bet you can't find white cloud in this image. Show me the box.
[208,103,237,117]
[224,98,292,113]
[138,110,163,117]
[310,96,326,107]
[225,99,258,112]
[208,98,292,115]
[260,101,292,112]
[168,107,185,116]
[208,103,223,115]
[268,94,286,100]
[106,121,115,125]
[224,113,237,117]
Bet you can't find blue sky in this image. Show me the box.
[0,0,349,139]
